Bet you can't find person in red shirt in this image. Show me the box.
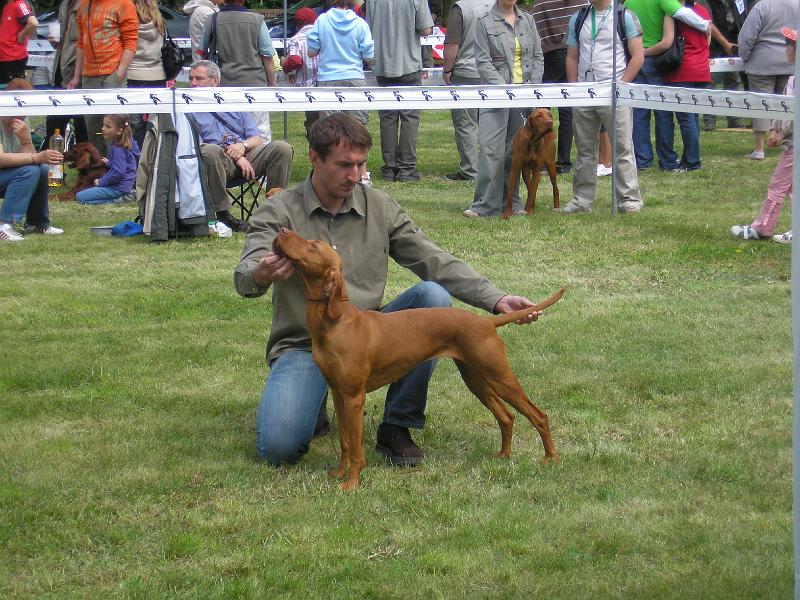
[661,0,735,170]
[0,0,37,84]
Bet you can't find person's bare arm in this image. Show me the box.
[709,23,736,55]
[644,15,674,56]
[17,15,38,44]
[0,119,63,168]
[622,35,644,82]
[262,55,277,86]
[442,43,459,84]
[566,46,579,83]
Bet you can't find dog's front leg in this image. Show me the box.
[526,162,544,217]
[339,391,367,491]
[546,159,560,209]
[328,390,350,481]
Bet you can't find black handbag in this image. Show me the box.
[652,34,685,73]
[161,30,186,80]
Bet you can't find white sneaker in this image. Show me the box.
[730,225,761,240]
[744,150,765,160]
[0,223,24,241]
[554,201,591,214]
[25,225,63,235]
[772,230,792,244]
[596,164,613,177]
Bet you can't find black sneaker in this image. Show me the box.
[375,423,424,466]
[396,171,421,182]
[217,211,251,234]
[445,172,473,181]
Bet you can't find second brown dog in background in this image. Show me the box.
[62,142,106,197]
[502,108,560,219]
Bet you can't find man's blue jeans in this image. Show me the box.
[256,281,452,466]
[664,82,703,170]
[632,57,680,170]
[0,164,51,226]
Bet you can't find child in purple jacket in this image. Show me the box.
[76,114,140,205]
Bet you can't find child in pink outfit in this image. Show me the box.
[730,26,796,245]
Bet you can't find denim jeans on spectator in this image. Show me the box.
[632,57,680,170]
[0,163,50,226]
[664,82,704,170]
[542,48,573,170]
[256,281,451,466]
[76,185,126,205]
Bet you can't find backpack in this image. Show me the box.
[204,12,220,64]
[573,4,632,63]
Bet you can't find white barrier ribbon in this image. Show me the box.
[0,82,791,122]
[617,82,794,121]
[0,87,176,116]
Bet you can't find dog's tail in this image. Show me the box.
[490,287,565,328]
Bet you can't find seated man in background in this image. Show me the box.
[187,60,293,233]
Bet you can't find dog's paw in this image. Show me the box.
[327,467,347,480]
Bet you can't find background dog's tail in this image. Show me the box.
[491,288,565,328]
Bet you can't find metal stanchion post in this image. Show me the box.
[282,0,288,141]
[610,0,619,215]
[791,8,799,597]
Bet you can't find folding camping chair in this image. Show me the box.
[227,173,269,222]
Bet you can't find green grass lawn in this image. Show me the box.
[0,110,793,598]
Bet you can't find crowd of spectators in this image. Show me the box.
[1,0,799,242]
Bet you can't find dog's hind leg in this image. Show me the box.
[468,348,558,462]
[496,378,558,462]
[455,361,515,457]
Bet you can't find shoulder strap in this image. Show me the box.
[616,5,631,62]
[209,112,241,135]
[206,11,219,58]
[573,5,591,43]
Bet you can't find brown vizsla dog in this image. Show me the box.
[273,228,564,490]
[502,108,560,220]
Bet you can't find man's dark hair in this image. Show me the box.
[308,113,372,160]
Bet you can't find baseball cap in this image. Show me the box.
[295,7,317,25]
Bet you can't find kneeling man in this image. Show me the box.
[235,113,544,469]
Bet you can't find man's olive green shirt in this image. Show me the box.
[234,177,507,363]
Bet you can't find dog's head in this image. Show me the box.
[273,228,346,320]
[63,142,104,170]
[527,108,554,136]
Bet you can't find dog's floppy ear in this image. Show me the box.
[75,147,91,170]
[322,266,345,321]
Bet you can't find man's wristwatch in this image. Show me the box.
[241,140,249,152]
